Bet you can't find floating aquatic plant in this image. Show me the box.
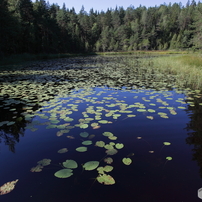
[83,161,99,171]
[57,148,68,153]
[97,174,115,185]
[54,169,73,178]
[0,179,19,195]
[76,147,87,152]
[122,158,132,165]
[62,160,78,169]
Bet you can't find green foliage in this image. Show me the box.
[1,1,202,56]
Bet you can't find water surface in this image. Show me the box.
[0,57,202,202]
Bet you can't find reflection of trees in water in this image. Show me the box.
[0,99,39,153]
[0,117,27,153]
[185,96,202,178]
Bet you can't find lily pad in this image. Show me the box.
[54,169,73,178]
[76,147,87,152]
[103,165,113,172]
[58,148,68,153]
[82,140,92,145]
[7,121,15,126]
[127,115,136,117]
[56,131,64,137]
[122,157,132,165]
[80,124,88,129]
[163,142,171,146]
[37,159,51,166]
[30,165,43,172]
[95,141,105,147]
[64,117,74,122]
[104,157,113,164]
[104,144,114,150]
[103,132,114,137]
[63,160,78,169]
[108,136,117,140]
[0,179,19,195]
[166,156,172,160]
[106,148,118,155]
[88,134,95,139]
[91,122,98,127]
[80,132,89,138]
[115,143,124,149]
[98,120,108,124]
[97,174,115,185]
[83,161,99,171]
[147,116,154,120]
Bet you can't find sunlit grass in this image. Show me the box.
[149,54,202,89]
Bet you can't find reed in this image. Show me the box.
[148,54,202,89]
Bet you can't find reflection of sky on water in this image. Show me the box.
[0,87,201,201]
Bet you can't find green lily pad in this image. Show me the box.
[63,160,78,169]
[82,140,92,145]
[7,121,15,126]
[148,109,156,113]
[98,120,108,124]
[76,147,87,152]
[37,159,51,166]
[57,148,68,153]
[54,169,73,178]
[97,174,115,185]
[104,144,114,150]
[104,157,113,164]
[30,165,43,172]
[108,136,117,140]
[103,165,113,172]
[122,157,132,165]
[163,142,171,146]
[80,124,88,129]
[83,161,99,171]
[91,122,98,127]
[115,143,124,149]
[95,141,105,147]
[166,156,172,160]
[146,116,154,120]
[127,115,136,117]
[80,132,89,138]
[103,132,114,137]
[178,106,186,109]
[106,149,118,155]
[137,109,147,112]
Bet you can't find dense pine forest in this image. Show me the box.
[1,0,202,56]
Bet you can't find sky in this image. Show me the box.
[35,0,189,13]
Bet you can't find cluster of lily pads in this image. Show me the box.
[19,86,191,135]
[29,130,174,185]
[0,56,201,130]
[30,131,132,185]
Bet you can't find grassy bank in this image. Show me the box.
[96,50,189,56]
[147,54,202,89]
[116,53,202,90]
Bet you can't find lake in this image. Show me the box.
[0,56,202,202]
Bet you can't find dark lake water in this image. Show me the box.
[1,85,202,202]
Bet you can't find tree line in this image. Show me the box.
[1,0,202,56]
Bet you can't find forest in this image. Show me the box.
[1,0,202,56]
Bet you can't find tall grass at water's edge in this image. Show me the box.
[148,54,202,90]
